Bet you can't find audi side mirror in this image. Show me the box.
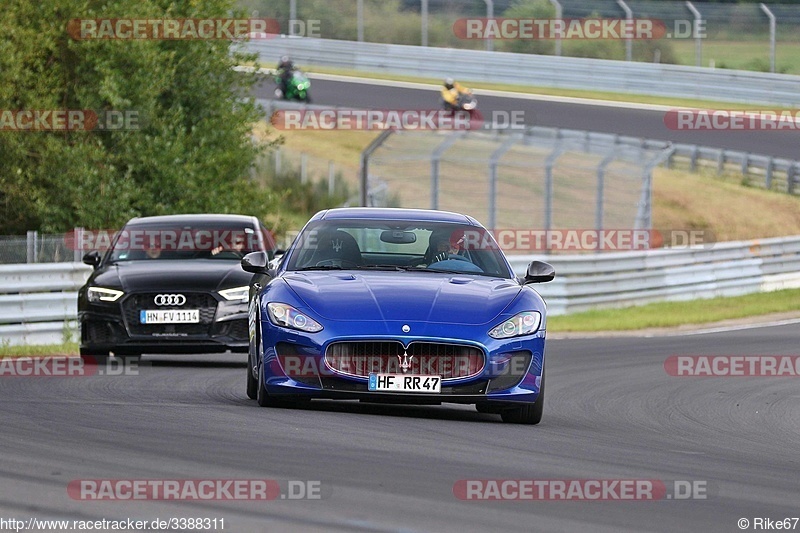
[83,251,101,268]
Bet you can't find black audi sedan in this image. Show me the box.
[78,214,275,358]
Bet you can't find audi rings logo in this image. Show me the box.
[154,294,186,306]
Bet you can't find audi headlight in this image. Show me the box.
[218,286,249,302]
[489,311,541,339]
[87,287,124,303]
[267,302,323,333]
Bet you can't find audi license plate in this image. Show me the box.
[140,310,199,324]
[368,374,441,393]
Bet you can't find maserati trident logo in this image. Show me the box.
[398,351,414,373]
[154,294,186,306]
[331,239,343,252]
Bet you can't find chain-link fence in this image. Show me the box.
[241,0,800,73]
[360,127,673,253]
[0,233,85,264]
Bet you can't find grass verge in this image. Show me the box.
[548,288,800,332]
[0,343,79,357]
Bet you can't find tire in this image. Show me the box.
[500,371,545,425]
[246,327,259,400]
[256,358,307,409]
[246,354,258,400]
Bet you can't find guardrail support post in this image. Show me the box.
[789,164,798,194]
[717,150,725,175]
[765,157,773,189]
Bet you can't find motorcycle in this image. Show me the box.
[274,69,311,103]
[442,87,477,114]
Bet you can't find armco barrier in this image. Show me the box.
[246,37,800,106]
[509,235,800,315]
[0,263,91,346]
[3,236,800,345]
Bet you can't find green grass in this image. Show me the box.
[670,39,800,75]
[0,343,79,357]
[548,288,800,332]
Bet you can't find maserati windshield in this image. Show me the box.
[285,219,514,279]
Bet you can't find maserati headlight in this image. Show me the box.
[87,287,124,303]
[218,286,249,302]
[267,302,323,333]
[488,311,541,339]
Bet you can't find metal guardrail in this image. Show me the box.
[3,236,800,344]
[508,235,800,316]
[0,263,91,346]
[246,37,800,106]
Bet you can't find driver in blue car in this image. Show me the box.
[430,229,466,263]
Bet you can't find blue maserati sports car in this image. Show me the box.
[241,208,554,424]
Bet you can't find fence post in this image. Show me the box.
[360,130,395,206]
[617,0,633,62]
[74,227,84,262]
[686,2,703,67]
[300,153,308,184]
[431,131,466,210]
[760,3,776,73]
[488,135,521,230]
[483,0,494,52]
[357,0,364,42]
[328,161,336,196]
[549,0,562,56]
[596,154,616,233]
[26,231,38,264]
[421,0,428,46]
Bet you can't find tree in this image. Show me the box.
[0,0,276,234]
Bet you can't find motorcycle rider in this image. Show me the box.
[441,77,471,111]
[276,55,296,97]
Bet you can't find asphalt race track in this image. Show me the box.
[2,323,799,532]
[254,76,800,160]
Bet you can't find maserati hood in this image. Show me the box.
[281,271,521,325]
